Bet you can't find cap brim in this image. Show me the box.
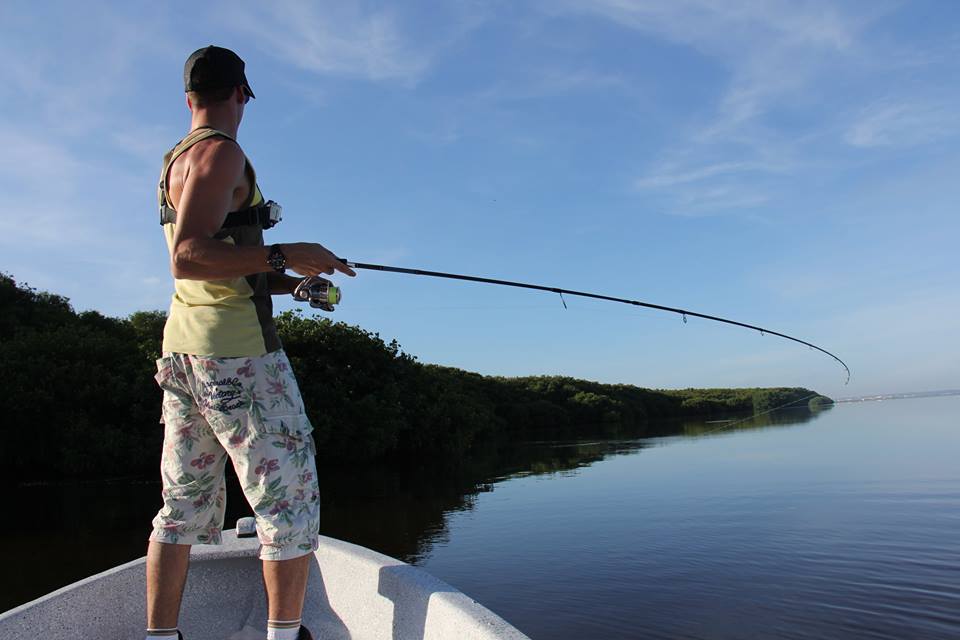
[242,79,255,100]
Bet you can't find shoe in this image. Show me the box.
[298,626,313,640]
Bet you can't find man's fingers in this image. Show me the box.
[287,243,357,277]
[334,262,357,277]
[330,254,357,276]
[320,251,356,277]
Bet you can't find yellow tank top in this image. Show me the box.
[158,127,281,357]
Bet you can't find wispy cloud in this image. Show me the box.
[632,155,790,215]
[474,67,632,104]
[227,0,483,86]
[549,0,856,48]
[845,98,960,148]
[551,0,860,135]
[402,62,636,147]
[672,185,771,215]
[545,0,887,216]
[634,161,776,189]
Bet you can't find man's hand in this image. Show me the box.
[282,243,356,278]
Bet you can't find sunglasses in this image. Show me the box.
[241,86,253,104]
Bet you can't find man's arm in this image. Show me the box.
[267,272,302,295]
[169,139,270,280]
[169,139,356,281]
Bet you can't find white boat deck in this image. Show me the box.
[0,530,530,640]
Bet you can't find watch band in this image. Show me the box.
[267,244,286,272]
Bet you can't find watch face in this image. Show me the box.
[268,246,286,271]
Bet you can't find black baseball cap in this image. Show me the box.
[183,45,255,99]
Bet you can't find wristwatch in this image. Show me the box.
[266,244,286,272]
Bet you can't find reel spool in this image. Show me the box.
[294,278,341,310]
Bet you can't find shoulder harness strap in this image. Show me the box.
[158,127,279,230]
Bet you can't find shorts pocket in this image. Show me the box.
[155,356,189,393]
[154,357,170,386]
[155,356,194,423]
[259,413,312,437]
[259,414,316,456]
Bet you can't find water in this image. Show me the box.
[415,397,960,639]
[5,397,959,639]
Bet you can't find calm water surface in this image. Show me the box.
[416,397,960,639]
[6,397,959,639]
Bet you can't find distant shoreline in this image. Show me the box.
[836,390,960,403]
[2,272,831,485]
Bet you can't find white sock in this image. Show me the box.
[146,628,179,640]
[266,619,301,640]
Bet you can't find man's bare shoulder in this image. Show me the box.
[184,136,246,180]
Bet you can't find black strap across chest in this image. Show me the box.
[159,201,279,229]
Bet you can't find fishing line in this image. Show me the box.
[336,258,851,385]
[695,391,823,438]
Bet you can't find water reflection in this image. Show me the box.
[4,407,822,611]
[681,403,832,437]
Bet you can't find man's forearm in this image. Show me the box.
[172,238,301,294]
[172,237,355,282]
[171,236,271,280]
[267,272,302,295]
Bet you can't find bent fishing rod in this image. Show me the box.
[299,259,851,384]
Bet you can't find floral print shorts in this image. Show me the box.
[150,350,320,561]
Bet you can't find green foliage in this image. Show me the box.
[128,310,167,362]
[808,395,834,410]
[276,310,501,464]
[752,387,816,414]
[276,310,413,462]
[0,274,832,483]
[0,274,161,482]
[0,272,75,338]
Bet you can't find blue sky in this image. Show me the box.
[1,1,957,398]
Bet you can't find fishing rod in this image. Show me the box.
[301,259,851,384]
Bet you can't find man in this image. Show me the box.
[147,46,355,640]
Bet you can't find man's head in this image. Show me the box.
[183,45,255,111]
